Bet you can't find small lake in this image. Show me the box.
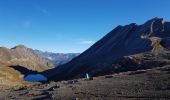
[24,74,47,82]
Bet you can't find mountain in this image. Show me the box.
[0,45,53,86]
[44,17,170,80]
[0,45,53,72]
[33,50,80,66]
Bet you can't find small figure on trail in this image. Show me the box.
[86,73,90,80]
[85,73,93,80]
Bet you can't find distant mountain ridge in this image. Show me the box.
[33,50,80,66]
[44,17,170,80]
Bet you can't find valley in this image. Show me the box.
[1,0,170,99]
[1,17,170,99]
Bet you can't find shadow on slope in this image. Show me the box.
[9,65,38,77]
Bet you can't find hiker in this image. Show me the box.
[85,73,93,80]
[86,73,90,80]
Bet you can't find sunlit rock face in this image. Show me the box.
[0,45,53,72]
[0,45,53,86]
[45,18,170,80]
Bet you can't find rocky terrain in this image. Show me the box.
[33,50,80,66]
[0,65,170,100]
[44,17,170,81]
[0,45,52,86]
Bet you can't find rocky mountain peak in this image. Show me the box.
[141,17,169,39]
[44,17,170,80]
[11,44,27,50]
[0,45,53,72]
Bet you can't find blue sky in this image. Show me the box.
[0,0,170,53]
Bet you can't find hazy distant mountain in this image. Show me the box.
[44,17,170,80]
[33,50,80,66]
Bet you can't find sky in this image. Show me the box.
[0,0,170,53]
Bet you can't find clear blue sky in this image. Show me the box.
[0,0,170,53]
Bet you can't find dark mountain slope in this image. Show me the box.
[44,17,170,80]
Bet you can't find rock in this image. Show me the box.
[149,37,166,55]
[46,18,170,81]
[105,75,113,78]
[67,80,78,84]
[47,85,59,91]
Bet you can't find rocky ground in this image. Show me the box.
[0,65,170,100]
